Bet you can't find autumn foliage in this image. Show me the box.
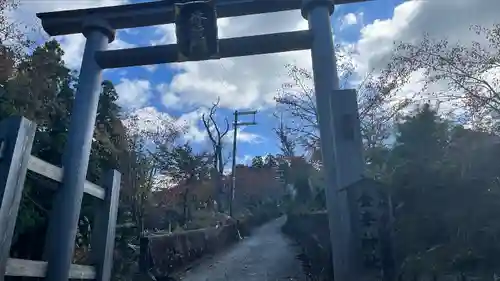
[232,165,285,209]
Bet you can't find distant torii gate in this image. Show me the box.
[36,1,369,281]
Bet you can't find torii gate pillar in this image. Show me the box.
[302,1,358,280]
[44,18,114,281]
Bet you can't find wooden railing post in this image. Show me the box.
[91,170,121,281]
[0,116,37,281]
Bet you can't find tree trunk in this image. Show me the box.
[213,145,225,213]
[216,145,224,174]
[211,169,224,213]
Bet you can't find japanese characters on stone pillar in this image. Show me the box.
[346,178,396,281]
[175,0,219,61]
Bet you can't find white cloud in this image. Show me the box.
[55,30,134,71]
[354,0,500,75]
[51,33,134,71]
[156,84,181,109]
[21,0,500,130]
[128,104,263,145]
[177,108,264,145]
[123,106,175,135]
[11,0,133,70]
[150,24,176,45]
[176,108,210,143]
[123,106,207,144]
[354,1,423,75]
[9,0,129,38]
[351,0,500,122]
[340,12,364,31]
[143,65,159,73]
[109,36,136,50]
[236,155,254,165]
[122,106,262,182]
[152,10,311,110]
[223,155,254,174]
[226,127,264,144]
[342,13,358,27]
[11,1,314,113]
[57,34,86,70]
[115,78,152,109]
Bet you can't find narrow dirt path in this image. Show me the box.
[177,216,306,281]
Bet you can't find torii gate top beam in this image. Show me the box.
[36,0,368,36]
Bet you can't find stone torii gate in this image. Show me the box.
[36,0,369,281]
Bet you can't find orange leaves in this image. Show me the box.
[234,166,284,204]
[0,45,13,82]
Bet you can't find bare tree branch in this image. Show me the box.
[381,24,500,129]
[201,97,231,212]
[275,51,404,159]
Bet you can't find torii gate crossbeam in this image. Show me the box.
[36,1,370,281]
[37,0,367,36]
[95,30,312,68]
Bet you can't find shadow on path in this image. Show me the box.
[177,216,305,281]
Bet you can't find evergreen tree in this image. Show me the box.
[251,156,264,168]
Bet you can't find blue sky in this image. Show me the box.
[96,0,405,166]
[14,0,497,168]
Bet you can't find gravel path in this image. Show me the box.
[177,216,306,281]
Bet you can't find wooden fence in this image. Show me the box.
[0,116,121,281]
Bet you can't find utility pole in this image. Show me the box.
[229,110,257,217]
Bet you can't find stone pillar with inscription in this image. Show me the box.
[346,178,396,281]
[326,88,396,281]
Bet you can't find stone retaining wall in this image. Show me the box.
[141,223,240,277]
[139,207,283,279]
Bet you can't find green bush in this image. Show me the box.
[282,212,333,281]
